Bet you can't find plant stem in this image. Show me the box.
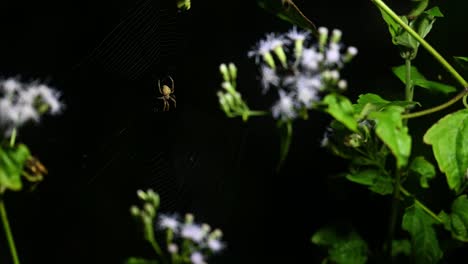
[399,185,443,223]
[149,239,164,261]
[388,170,402,259]
[372,0,468,119]
[372,0,468,88]
[402,90,467,119]
[0,197,20,264]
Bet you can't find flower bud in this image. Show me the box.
[130,206,140,217]
[228,63,237,80]
[262,52,276,69]
[136,190,147,200]
[185,213,194,224]
[331,29,342,43]
[219,64,230,82]
[344,46,358,63]
[318,27,329,51]
[338,80,347,90]
[273,45,288,68]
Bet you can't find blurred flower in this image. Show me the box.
[181,223,205,243]
[272,90,297,120]
[158,214,179,231]
[261,65,280,93]
[190,252,206,264]
[247,27,357,122]
[0,79,63,135]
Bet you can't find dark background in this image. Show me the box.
[0,0,467,263]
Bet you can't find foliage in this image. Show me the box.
[217,0,468,262]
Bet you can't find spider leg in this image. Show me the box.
[168,75,174,93]
[169,96,176,108]
[164,100,169,111]
[158,79,163,95]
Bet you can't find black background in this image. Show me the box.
[0,0,467,263]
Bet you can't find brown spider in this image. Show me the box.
[157,76,176,111]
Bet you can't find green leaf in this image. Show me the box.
[125,257,158,264]
[312,227,368,264]
[392,65,456,94]
[402,205,443,263]
[391,239,411,257]
[454,56,468,71]
[424,6,444,17]
[409,156,436,188]
[438,195,468,242]
[311,226,341,246]
[368,106,411,168]
[379,5,443,59]
[324,94,358,132]
[423,109,468,192]
[328,238,368,264]
[354,93,419,118]
[0,144,31,191]
[346,169,393,195]
[257,0,318,36]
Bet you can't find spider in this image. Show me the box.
[157,76,176,111]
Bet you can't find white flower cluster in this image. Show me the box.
[0,78,63,135]
[248,27,358,121]
[157,213,225,264]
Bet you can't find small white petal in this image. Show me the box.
[181,224,205,243]
[326,43,341,64]
[286,26,309,41]
[272,90,296,120]
[301,48,323,71]
[260,66,280,93]
[3,79,21,94]
[190,252,206,264]
[158,215,179,231]
[207,238,224,252]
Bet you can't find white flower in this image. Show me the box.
[272,90,296,120]
[301,48,323,71]
[207,238,224,252]
[260,66,280,93]
[248,33,289,63]
[295,76,320,106]
[286,26,309,41]
[190,252,206,264]
[0,79,63,135]
[3,78,21,95]
[325,43,341,64]
[158,215,179,231]
[36,85,63,114]
[181,224,205,243]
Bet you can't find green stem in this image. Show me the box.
[149,239,164,261]
[402,90,466,119]
[0,197,20,264]
[388,170,402,259]
[399,185,443,223]
[372,0,468,119]
[372,0,468,88]
[248,110,269,116]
